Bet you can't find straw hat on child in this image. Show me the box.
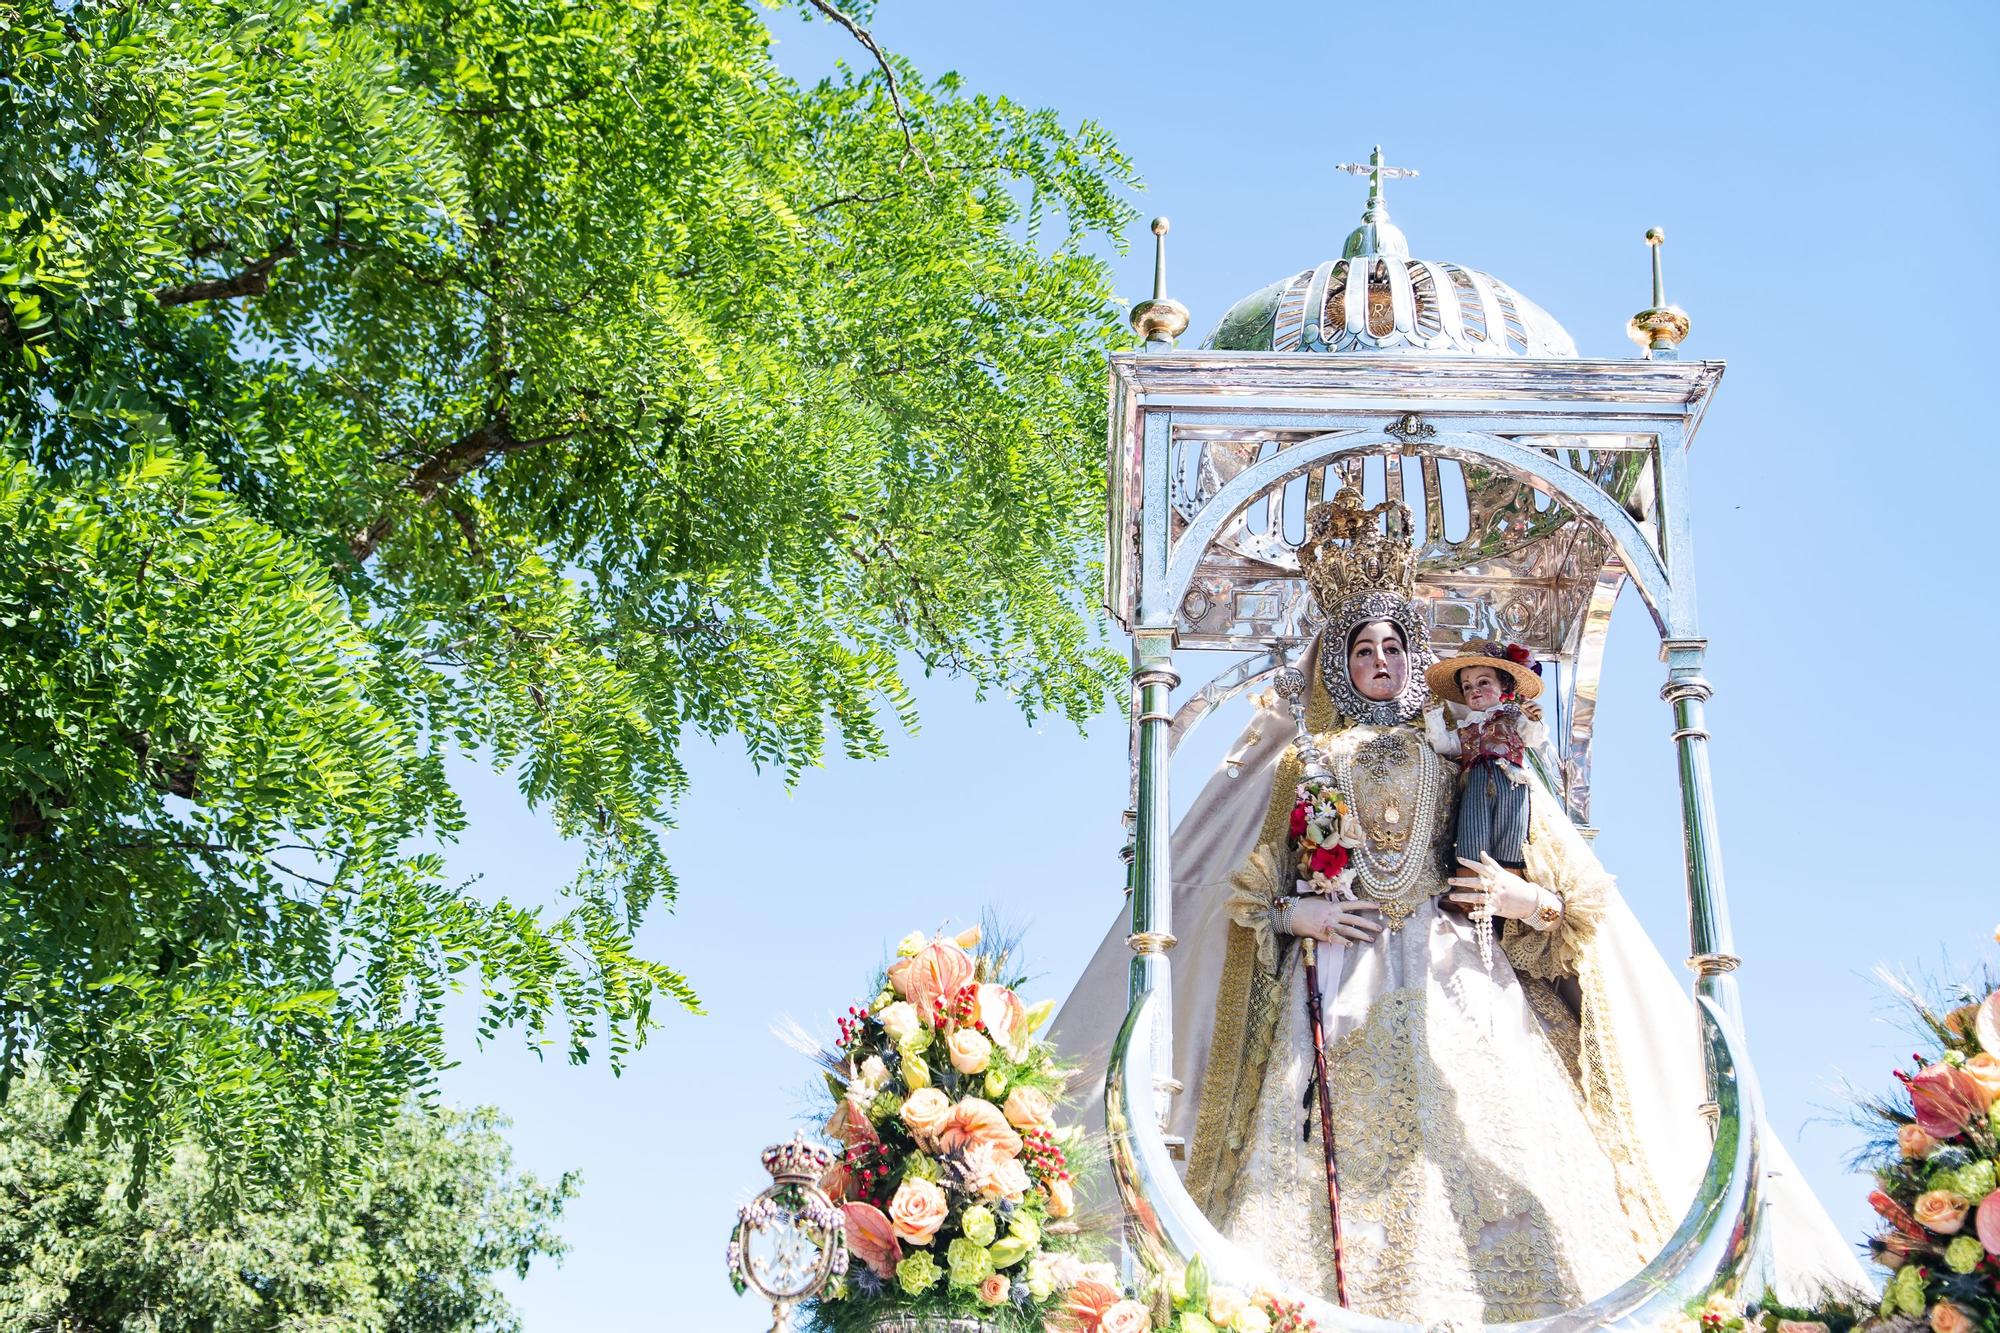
[1424,639,1544,705]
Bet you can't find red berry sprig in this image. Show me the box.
[1268,1298,1319,1333]
[834,999,876,1048]
[1019,1126,1070,1183]
[844,1139,898,1206]
[930,983,990,1036]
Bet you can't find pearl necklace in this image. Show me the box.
[1335,728,1441,928]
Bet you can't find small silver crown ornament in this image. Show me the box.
[727,1133,848,1332]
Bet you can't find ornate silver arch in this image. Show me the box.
[1159,426,1675,638]
[1103,349,1749,1331]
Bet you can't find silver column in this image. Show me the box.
[1661,637,1742,1023]
[1128,629,1182,1144]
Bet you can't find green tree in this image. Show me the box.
[0,0,1137,1182]
[0,1076,574,1332]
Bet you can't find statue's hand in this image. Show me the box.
[1286,896,1383,944]
[1446,853,1554,923]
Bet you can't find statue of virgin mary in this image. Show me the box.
[1051,492,1865,1325]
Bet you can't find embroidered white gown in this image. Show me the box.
[1202,721,1655,1323]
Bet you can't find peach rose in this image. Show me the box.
[1899,1123,1939,1159]
[1101,1299,1152,1333]
[900,1087,952,1142]
[1046,1175,1076,1218]
[986,1155,1031,1202]
[1914,1188,1971,1235]
[841,1201,902,1278]
[1963,1052,2000,1106]
[1776,1322,1830,1333]
[1932,1300,1976,1333]
[978,1273,1011,1306]
[1207,1286,1251,1326]
[948,1027,993,1075]
[1978,1188,2000,1255]
[1910,1063,1986,1139]
[888,1177,948,1245]
[1004,1086,1056,1131]
[939,1096,1023,1160]
[877,1000,922,1043]
[887,940,975,1018]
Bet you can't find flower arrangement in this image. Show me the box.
[1498,641,1541,689]
[1857,936,2000,1333]
[803,922,1110,1332]
[1152,1257,1318,1333]
[1285,773,1358,899]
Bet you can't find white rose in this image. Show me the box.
[846,1054,889,1104]
[877,1001,921,1043]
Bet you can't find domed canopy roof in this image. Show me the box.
[1201,149,1577,359]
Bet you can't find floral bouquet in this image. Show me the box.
[1285,775,1358,900]
[1153,1256,1320,1333]
[803,922,1121,1332]
[1858,936,2000,1333]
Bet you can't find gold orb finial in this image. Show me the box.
[1628,225,1689,358]
[1130,214,1190,345]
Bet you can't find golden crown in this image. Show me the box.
[1297,486,1418,612]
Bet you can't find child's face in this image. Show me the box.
[1458,665,1506,711]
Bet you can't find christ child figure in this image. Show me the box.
[1423,641,1547,877]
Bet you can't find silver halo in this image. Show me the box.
[1320,591,1435,726]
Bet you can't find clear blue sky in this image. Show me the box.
[431,3,2000,1327]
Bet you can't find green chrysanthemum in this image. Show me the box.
[1945,1234,1985,1274]
[1890,1262,1927,1317]
[959,1205,997,1247]
[946,1236,995,1288]
[897,1251,942,1296]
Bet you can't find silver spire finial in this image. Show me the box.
[1627,226,1690,359]
[1333,145,1417,258]
[1129,216,1191,348]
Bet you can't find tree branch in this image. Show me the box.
[800,0,932,177]
[347,416,577,563]
[154,242,298,307]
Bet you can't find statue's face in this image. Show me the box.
[1457,665,1505,711]
[1347,621,1409,702]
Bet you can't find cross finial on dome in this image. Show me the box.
[1333,145,1418,258]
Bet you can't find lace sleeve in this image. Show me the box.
[1225,842,1290,977]
[1502,785,1610,980]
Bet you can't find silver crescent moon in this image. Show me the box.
[1105,987,1760,1331]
